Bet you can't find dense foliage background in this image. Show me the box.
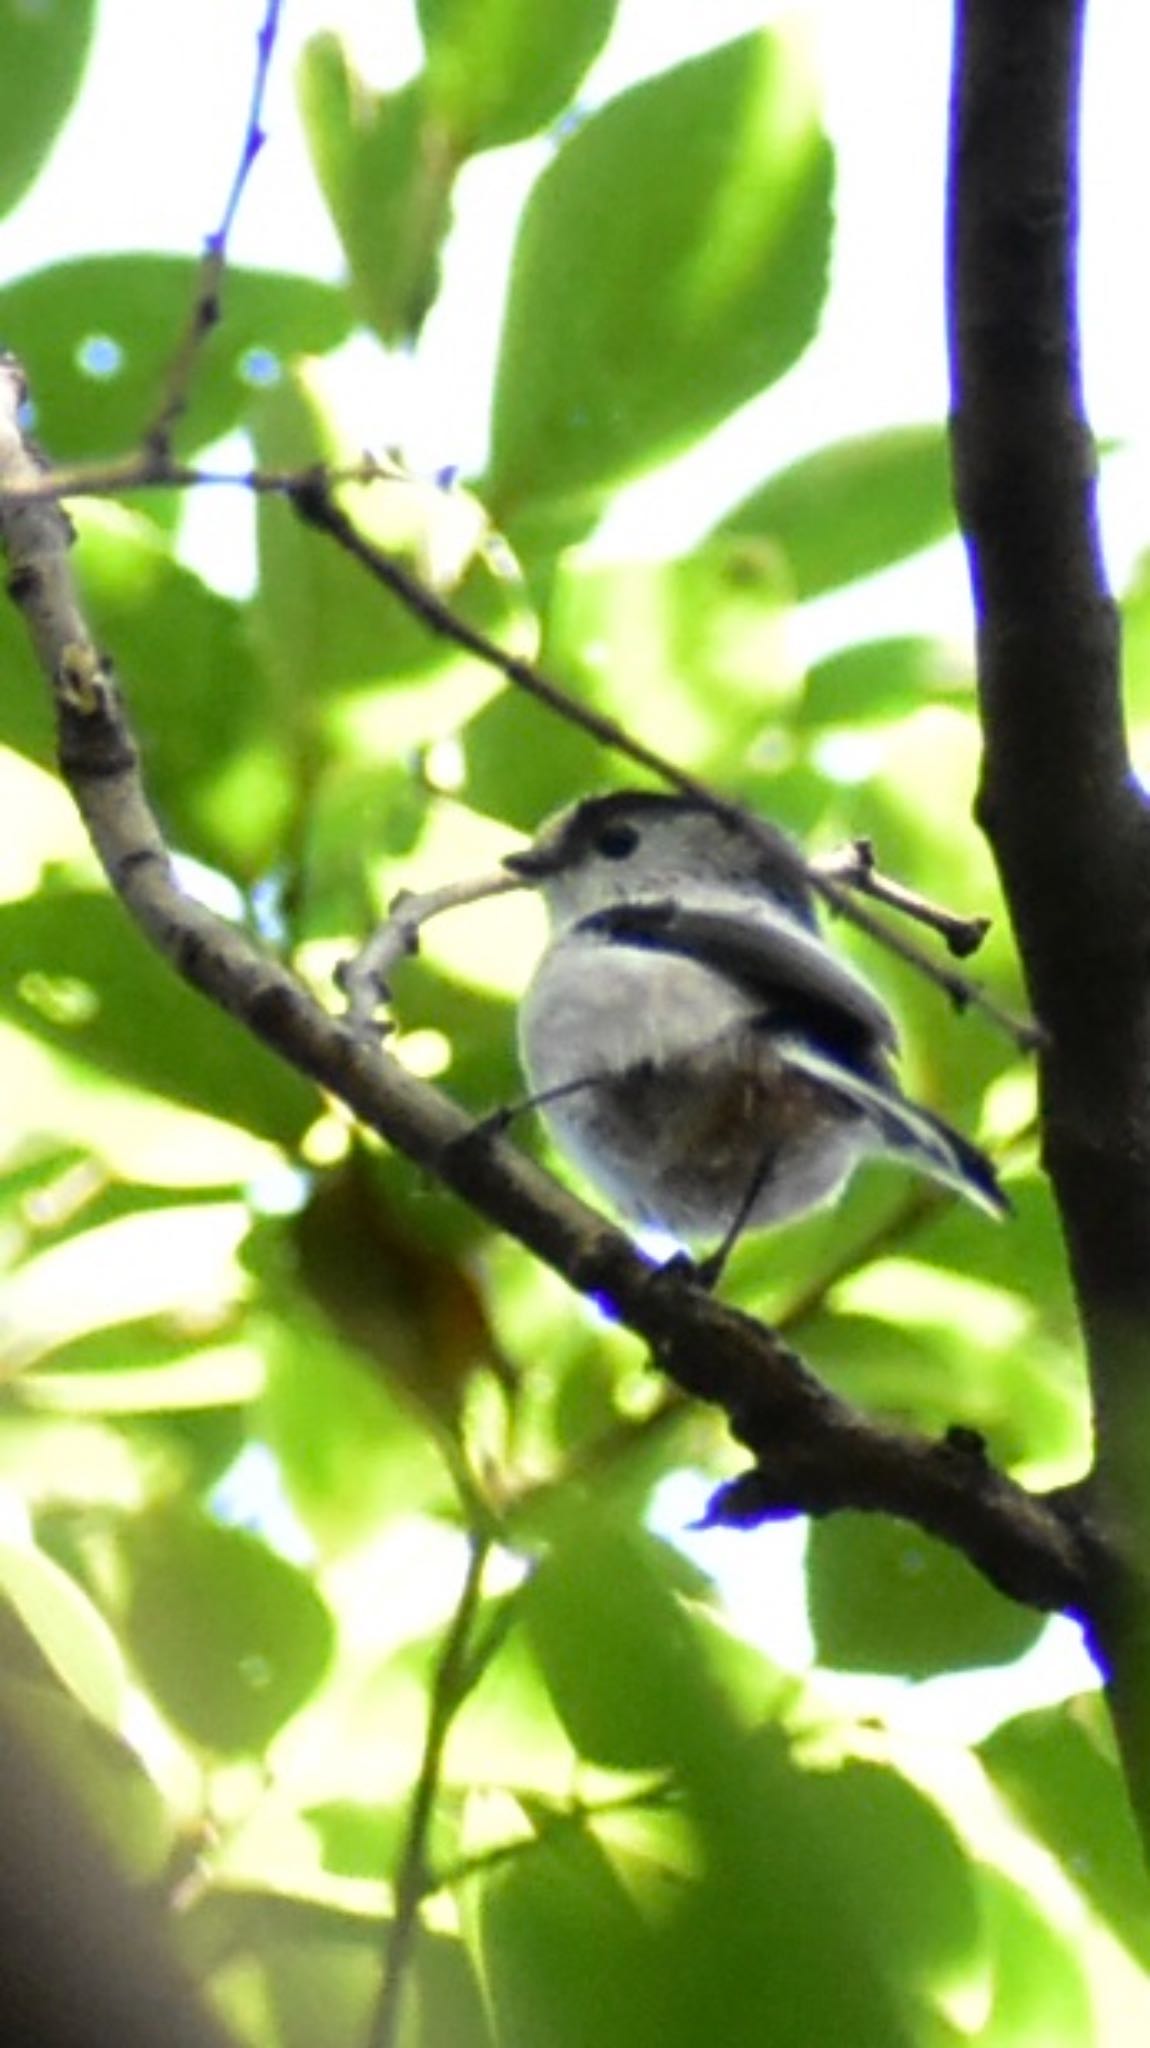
[2,2,1149,2042]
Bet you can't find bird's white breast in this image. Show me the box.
[518,928,754,1092]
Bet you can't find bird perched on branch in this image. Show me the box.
[505,790,1006,1280]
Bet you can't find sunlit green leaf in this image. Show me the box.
[540,541,797,770]
[299,40,456,344]
[256,1291,453,1555]
[0,0,95,221]
[798,636,967,729]
[0,890,315,1145]
[982,1696,1150,1971]
[71,508,284,875]
[488,29,833,535]
[419,0,618,151]
[251,373,531,713]
[180,1889,381,2048]
[0,1541,125,1723]
[974,1865,1094,2046]
[471,1726,949,2046]
[1,256,350,459]
[719,426,954,599]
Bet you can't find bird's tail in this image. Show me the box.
[780,1037,1009,1217]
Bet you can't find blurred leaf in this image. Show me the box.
[1,256,350,459]
[473,1820,687,2048]
[181,1889,380,2048]
[251,374,531,710]
[488,29,833,535]
[0,1411,154,1513]
[981,1696,1150,1971]
[255,1287,453,1554]
[974,1865,1094,2046]
[291,1151,508,1429]
[119,1504,335,1754]
[0,1540,125,1723]
[72,509,283,876]
[798,636,967,729]
[808,1513,1044,1677]
[409,1930,495,2048]
[539,541,796,770]
[793,1756,980,2005]
[0,890,315,1145]
[0,1676,171,1880]
[0,0,95,220]
[522,1514,744,1772]
[27,1330,263,1416]
[459,685,606,831]
[299,41,456,343]
[472,1727,951,2046]
[419,0,618,151]
[304,1796,408,1881]
[719,427,954,599]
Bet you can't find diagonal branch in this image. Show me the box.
[0,353,1098,1626]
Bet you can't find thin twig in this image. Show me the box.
[339,869,522,1031]
[0,452,389,504]
[142,0,286,458]
[371,1535,491,2048]
[814,836,992,958]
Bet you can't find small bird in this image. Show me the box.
[504,790,1006,1278]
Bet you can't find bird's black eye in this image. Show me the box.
[594,822,640,861]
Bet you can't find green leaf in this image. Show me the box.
[794,1757,980,2005]
[981,1697,1150,1971]
[471,1738,941,2047]
[119,1504,335,1754]
[474,1821,686,2048]
[251,373,531,711]
[459,685,606,831]
[180,1890,381,2048]
[0,890,315,1146]
[299,38,457,344]
[975,1866,1094,2046]
[418,0,619,151]
[522,1516,739,1772]
[488,29,833,535]
[0,1541,125,1724]
[536,541,797,775]
[0,507,272,860]
[807,1513,1044,1676]
[719,426,954,599]
[256,1289,452,1555]
[0,256,350,459]
[798,636,967,729]
[72,508,284,876]
[0,0,95,220]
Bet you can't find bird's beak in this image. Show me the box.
[502,845,556,880]
[502,816,571,880]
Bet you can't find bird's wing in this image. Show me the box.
[578,898,899,1058]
